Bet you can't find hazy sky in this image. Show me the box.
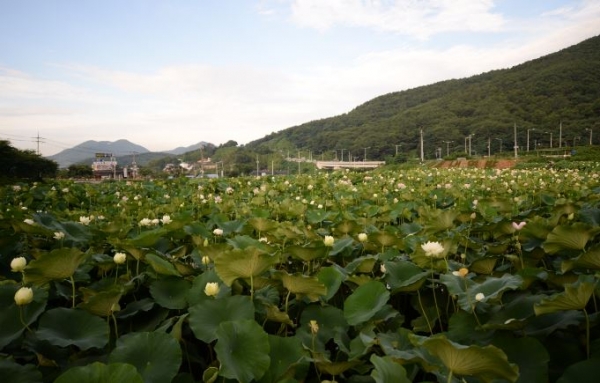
[1,1,599,156]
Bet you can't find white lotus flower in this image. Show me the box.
[204,282,220,297]
[113,252,127,264]
[421,241,444,258]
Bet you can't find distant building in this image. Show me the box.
[92,153,118,179]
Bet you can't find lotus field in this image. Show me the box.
[2,166,600,383]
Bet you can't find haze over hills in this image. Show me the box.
[47,140,209,168]
[247,35,600,161]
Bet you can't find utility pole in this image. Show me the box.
[363,147,370,162]
[513,122,518,158]
[420,127,424,162]
[487,137,491,157]
[32,132,45,155]
[395,144,402,156]
[340,149,345,162]
[256,155,259,177]
[559,121,563,148]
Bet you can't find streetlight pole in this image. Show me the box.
[340,149,345,162]
[442,140,453,156]
[468,134,474,157]
[545,132,553,148]
[363,147,370,162]
[527,128,536,152]
[487,137,491,157]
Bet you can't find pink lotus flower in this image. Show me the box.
[512,221,526,231]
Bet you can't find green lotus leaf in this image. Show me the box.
[384,260,429,293]
[299,305,348,347]
[55,221,92,244]
[115,298,154,319]
[215,247,279,286]
[227,235,274,252]
[470,257,498,275]
[305,209,333,224]
[286,244,328,262]
[23,248,89,286]
[109,331,182,383]
[428,210,460,233]
[542,223,597,254]
[215,319,270,383]
[335,220,357,235]
[54,362,143,383]
[220,219,247,235]
[0,356,43,383]
[77,288,123,317]
[36,308,109,350]
[579,207,600,226]
[345,255,377,274]
[188,295,255,343]
[492,336,549,383]
[317,266,346,301]
[557,358,600,383]
[149,277,191,310]
[130,227,167,247]
[534,275,596,315]
[561,244,600,272]
[440,273,522,312]
[264,304,294,326]
[144,253,181,277]
[413,334,519,382]
[328,237,355,256]
[400,222,422,236]
[370,354,410,383]
[272,271,327,302]
[371,231,399,248]
[481,293,541,331]
[248,217,278,233]
[344,281,390,326]
[315,359,360,376]
[260,335,308,383]
[198,243,230,261]
[524,310,585,337]
[0,284,47,349]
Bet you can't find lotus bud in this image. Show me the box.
[10,257,27,272]
[14,287,33,306]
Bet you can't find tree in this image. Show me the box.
[0,140,58,183]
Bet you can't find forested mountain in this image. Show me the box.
[247,35,600,161]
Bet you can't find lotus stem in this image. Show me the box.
[70,275,76,308]
[417,289,434,334]
[19,306,33,333]
[584,308,590,359]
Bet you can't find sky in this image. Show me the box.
[1,0,600,156]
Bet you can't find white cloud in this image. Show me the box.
[290,0,505,38]
[2,1,600,156]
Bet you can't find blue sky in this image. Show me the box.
[1,0,599,156]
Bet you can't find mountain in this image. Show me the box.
[164,141,209,155]
[247,35,600,161]
[47,139,150,168]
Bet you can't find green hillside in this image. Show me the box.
[247,35,600,161]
